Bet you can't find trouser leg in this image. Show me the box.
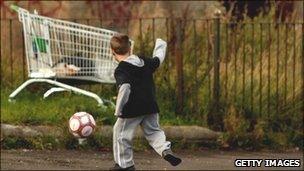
[140,113,171,156]
[113,116,143,168]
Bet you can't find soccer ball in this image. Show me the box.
[68,112,96,138]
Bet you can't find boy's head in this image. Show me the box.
[110,34,131,61]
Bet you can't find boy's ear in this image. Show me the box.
[111,49,116,56]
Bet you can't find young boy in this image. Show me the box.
[110,34,182,170]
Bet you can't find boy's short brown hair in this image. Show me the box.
[110,34,130,55]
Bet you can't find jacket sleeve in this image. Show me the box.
[152,38,167,65]
[114,83,131,116]
[114,69,131,116]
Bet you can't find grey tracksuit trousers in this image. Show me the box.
[113,113,171,168]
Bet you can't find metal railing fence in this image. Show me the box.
[1,17,303,126]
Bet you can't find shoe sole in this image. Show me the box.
[164,154,182,166]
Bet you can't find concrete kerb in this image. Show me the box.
[1,124,221,141]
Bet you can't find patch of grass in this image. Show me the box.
[1,87,116,126]
[1,87,200,127]
[218,104,303,151]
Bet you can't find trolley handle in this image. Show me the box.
[10,4,19,12]
[10,5,29,22]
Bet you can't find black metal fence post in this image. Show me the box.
[213,12,221,114]
[207,11,222,131]
[176,19,184,115]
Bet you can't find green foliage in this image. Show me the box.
[218,102,303,150]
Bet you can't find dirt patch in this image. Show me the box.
[1,149,303,170]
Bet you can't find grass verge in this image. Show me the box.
[1,86,202,127]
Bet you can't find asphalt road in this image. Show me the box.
[1,149,303,170]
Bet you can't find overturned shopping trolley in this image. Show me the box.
[9,5,130,106]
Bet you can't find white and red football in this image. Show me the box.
[68,112,96,138]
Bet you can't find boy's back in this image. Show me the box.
[114,56,160,118]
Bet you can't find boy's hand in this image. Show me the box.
[155,38,167,45]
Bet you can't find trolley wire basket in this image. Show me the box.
[8,5,131,106]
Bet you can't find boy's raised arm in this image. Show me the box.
[152,38,167,65]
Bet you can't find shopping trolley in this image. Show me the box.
[9,5,132,106]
